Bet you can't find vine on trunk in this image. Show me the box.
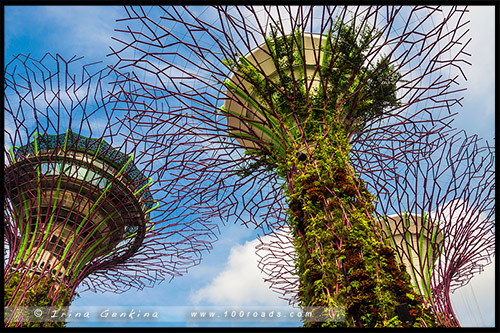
[226,20,440,327]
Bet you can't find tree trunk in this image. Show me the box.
[283,132,438,327]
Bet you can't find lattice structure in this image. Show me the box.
[109,4,470,233]
[256,130,495,327]
[373,131,495,326]
[107,5,493,328]
[4,53,218,327]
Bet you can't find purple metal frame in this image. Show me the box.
[105,5,493,327]
[4,53,219,326]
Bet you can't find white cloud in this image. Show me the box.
[190,237,291,307]
[43,6,121,60]
[450,257,495,327]
[442,6,494,142]
[463,7,495,92]
[5,6,122,63]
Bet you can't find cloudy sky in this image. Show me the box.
[4,5,495,328]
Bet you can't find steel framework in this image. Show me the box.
[256,130,495,327]
[107,5,493,327]
[4,53,218,327]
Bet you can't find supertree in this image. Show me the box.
[256,129,495,327]
[107,5,487,327]
[373,130,494,326]
[3,53,218,327]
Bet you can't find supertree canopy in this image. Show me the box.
[373,130,495,326]
[3,53,218,327]
[107,5,493,328]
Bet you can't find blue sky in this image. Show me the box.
[4,5,495,328]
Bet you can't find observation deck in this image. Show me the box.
[222,33,330,151]
[5,130,156,284]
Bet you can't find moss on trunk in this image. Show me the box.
[284,130,437,327]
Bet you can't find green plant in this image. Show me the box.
[4,272,71,328]
[223,20,434,327]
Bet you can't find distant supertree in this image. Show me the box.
[4,53,218,327]
[256,130,495,327]
[108,5,479,327]
[374,130,495,326]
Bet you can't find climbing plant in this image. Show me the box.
[223,20,438,327]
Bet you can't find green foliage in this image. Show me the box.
[4,272,71,328]
[318,19,401,131]
[235,149,277,178]
[224,19,437,328]
[281,125,439,327]
[223,20,401,178]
